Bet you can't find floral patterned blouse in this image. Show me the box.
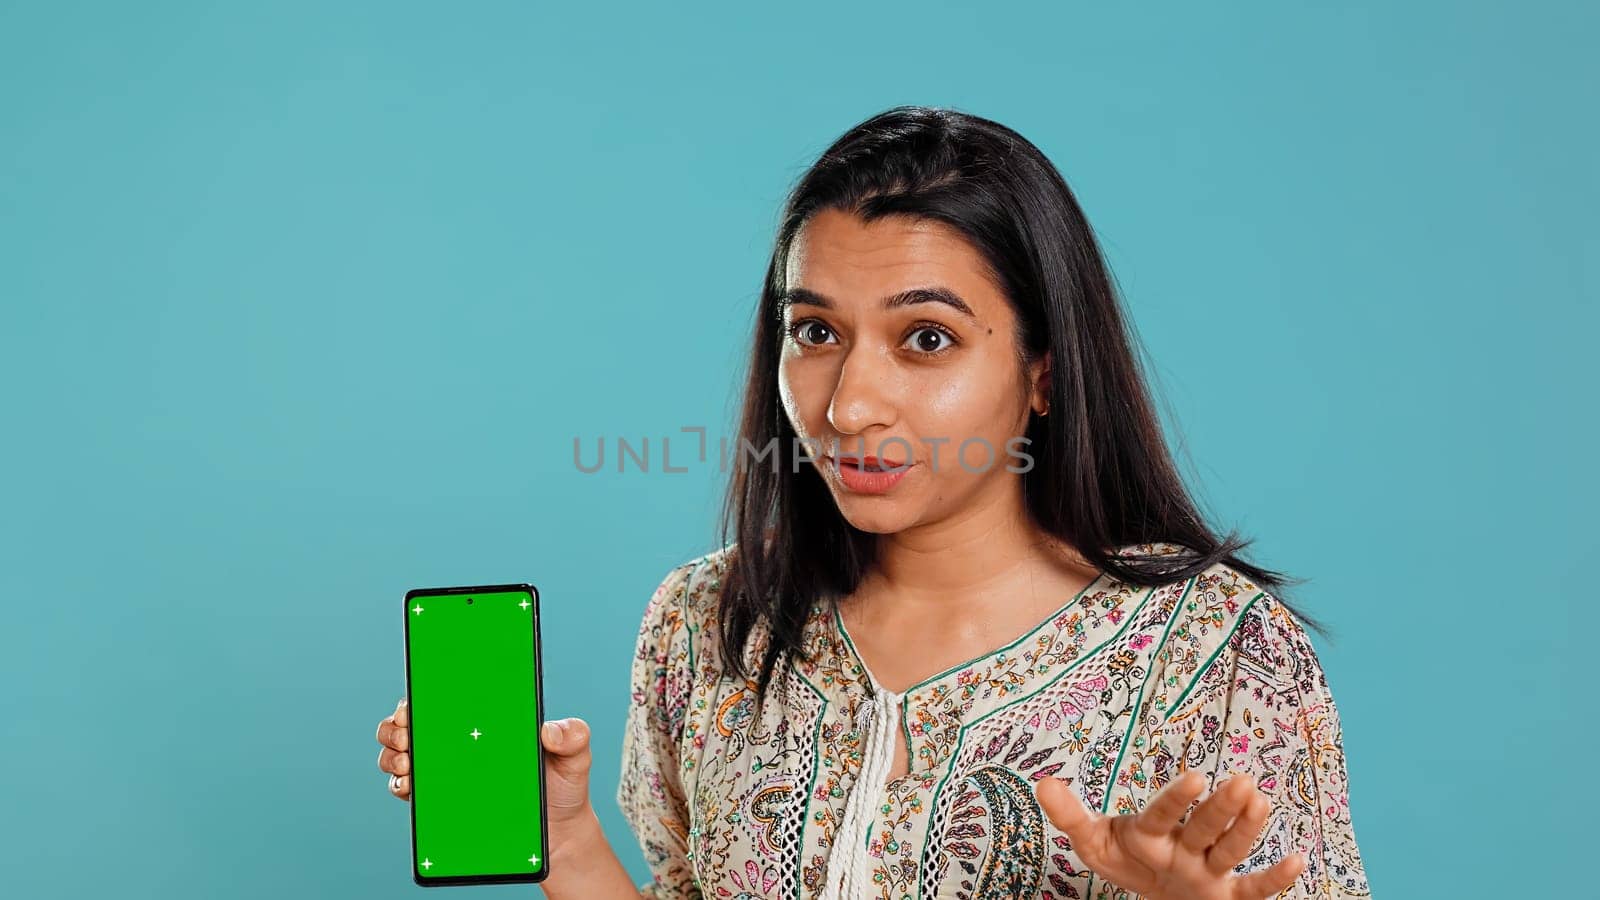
[616,542,1370,899]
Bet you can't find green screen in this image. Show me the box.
[404,587,546,882]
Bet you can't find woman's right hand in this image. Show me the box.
[378,698,645,898]
[375,698,598,827]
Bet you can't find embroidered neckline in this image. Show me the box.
[830,569,1111,703]
[791,541,1189,781]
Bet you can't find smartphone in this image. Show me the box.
[402,582,549,886]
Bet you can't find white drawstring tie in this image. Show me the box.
[817,676,903,900]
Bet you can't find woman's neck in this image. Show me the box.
[851,492,1098,625]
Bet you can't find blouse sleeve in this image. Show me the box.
[1152,591,1372,898]
[616,559,704,900]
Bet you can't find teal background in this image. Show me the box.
[0,1,1591,897]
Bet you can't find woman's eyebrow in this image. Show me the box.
[780,286,976,320]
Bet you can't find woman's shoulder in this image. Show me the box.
[1140,546,1325,698]
[1118,541,1304,625]
[637,544,741,666]
[650,542,737,618]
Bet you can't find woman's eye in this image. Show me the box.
[905,325,957,355]
[788,320,836,347]
[787,319,956,354]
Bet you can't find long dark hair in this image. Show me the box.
[716,105,1329,701]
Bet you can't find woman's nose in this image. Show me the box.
[826,345,897,435]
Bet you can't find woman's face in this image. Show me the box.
[778,208,1049,535]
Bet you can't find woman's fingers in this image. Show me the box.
[1035,765,1302,900]
[1133,770,1207,837]
[1230,851,1306,899]
[1035,776,1109,863]
[378,745,410,777]
[375,718,409,751]
[378,698,412,800]
[541,718,590,754]
[379,746,412,798]
[375,700,410,752]
[1177,773,1255,853]
[374,717,396,750]
[540,718,592,769]
[1204,791,1269,876]
[1035,776,1094,831]
[539,717,595,815]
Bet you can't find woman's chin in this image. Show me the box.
[832,499,920,534]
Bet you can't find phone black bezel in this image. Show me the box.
[402,582,550,887]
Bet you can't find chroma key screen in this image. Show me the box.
[403,585,547,884]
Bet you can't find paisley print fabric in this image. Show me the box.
[616,541,1370,899]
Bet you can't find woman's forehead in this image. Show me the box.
[786,210,1001,312]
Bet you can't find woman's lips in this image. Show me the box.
[828,456,913,494]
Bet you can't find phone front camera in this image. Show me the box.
[467,597,474,604]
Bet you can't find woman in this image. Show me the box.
[376,105,1370,899]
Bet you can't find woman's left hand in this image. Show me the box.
[1035,770,1306,900]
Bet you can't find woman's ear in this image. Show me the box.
[1028,351,1052,416]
